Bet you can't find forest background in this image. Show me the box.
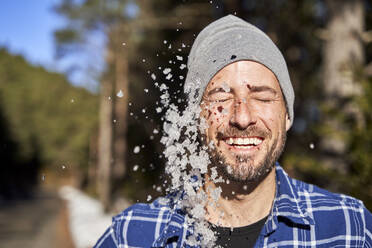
[1,0,372,214]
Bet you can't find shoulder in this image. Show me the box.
[108,195,186,247]
[290,176,372,242]
[290,176,364,209]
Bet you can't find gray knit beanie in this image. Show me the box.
[184,14,295,126]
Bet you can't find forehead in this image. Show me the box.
[205,60,280,91]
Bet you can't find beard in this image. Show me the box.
[207,125,287,184]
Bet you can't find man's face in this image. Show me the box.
[200,60,291,183]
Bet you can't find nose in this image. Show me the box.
[229,99,256,130]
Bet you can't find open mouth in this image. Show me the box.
[223,136,264,149]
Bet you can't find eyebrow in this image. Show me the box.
[248,85,277,95]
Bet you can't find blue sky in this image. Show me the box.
[0,0,104,90]
[0,0,64,67]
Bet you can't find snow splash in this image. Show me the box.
[158,78,221,247]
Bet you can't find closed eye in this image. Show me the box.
[255,98,273,103]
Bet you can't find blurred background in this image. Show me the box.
[0,0,371,247]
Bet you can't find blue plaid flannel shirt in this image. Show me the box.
[95,164,372,247]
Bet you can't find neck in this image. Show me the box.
[204,167,276,227]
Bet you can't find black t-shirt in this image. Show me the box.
[210,215,268,248]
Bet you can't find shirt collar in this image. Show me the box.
[263,163,315,235]
[152,192,189,247]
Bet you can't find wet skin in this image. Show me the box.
[201,60,291,181]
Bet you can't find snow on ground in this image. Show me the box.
[59,186,112,248]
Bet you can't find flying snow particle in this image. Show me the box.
[153,129,159,134]
[147,195,152,201]
[41,174,45,181]
[70,99,74,103]
[221,82,231,92]
[117,90,124,98]
[163,40,167,44]
[179,76,184,80]
[122,42,126,46]
[156,107,162,113]
[151,73,156,80]
[133,146,140,154]
[166,73,173,80]
[144,88,149,93]
[62,165,66,170]
[142,59,146,62]
[159,84,168,91]
[182,43,186,48]
[163,68,172,74]
[180,64,186,70]
[142,108,146,113]
[309,143,315,149]
[133,165,139,171]
[176,55,183,61]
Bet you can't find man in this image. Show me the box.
[95,15,372,247]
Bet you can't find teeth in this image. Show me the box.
[227,138,234,145]
[225,137,262,146]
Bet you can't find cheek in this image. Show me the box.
[257,104,286,127]
[207,104,231,126]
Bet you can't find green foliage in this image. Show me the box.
[0,48,98,170]
[348,76,372,208]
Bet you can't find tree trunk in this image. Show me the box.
[321,0,365,173]
[112,33,129,184]
[97,64,114,211]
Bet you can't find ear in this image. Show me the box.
[285,113,291,131]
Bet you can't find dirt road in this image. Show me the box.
[0,190,74,248]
